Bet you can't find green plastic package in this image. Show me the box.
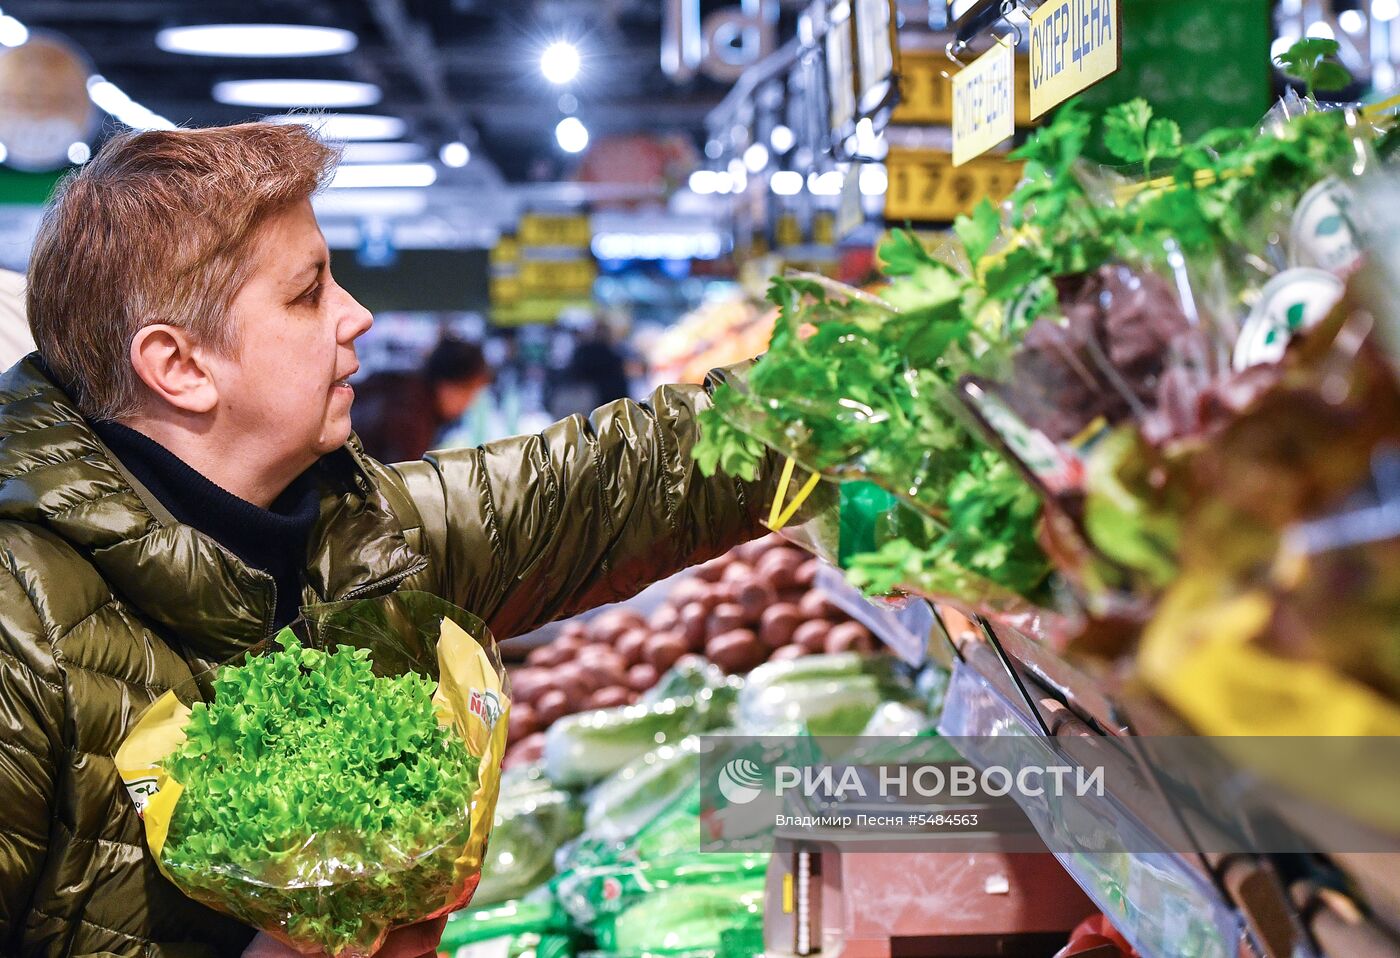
[543,685,736,787]
[440,894,575,958]
[475,768,584,906]
[735,652,920,735]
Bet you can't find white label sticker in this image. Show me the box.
[1232,268,1345,372]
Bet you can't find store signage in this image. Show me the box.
[518,257,597,296]
[518,213,591,249]
[826,4,857,135]
[661,0,779,83]
[776,211,803,248]
[952,37,1015,166]
[892,51,1033,128]
[853,0,898,115]
[1028,0,1121,119]
[884,148,1022,223]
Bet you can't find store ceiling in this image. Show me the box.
[6,0,750,183]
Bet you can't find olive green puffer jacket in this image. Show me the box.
[0,355,770,958]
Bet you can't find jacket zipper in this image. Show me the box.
[339,555,429,602]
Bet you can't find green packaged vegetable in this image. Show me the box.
[583,736,701,844]
[736,652,918,735]
[544,686,735,787]
[475,768,584,905]
[116,594,511,957]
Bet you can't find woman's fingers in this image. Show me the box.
[376,914,449,957]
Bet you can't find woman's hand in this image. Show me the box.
[243,915,448,958]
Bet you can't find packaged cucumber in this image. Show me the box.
[736,653,920,735]
[475,768,584,906]
[582,736,701,845]
[544,685,736,787]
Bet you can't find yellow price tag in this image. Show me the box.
[893,51,1034,128]
[490,275,521,305]
[519,213,592,248]
[491,236,520,265]
[1028,0,1121,119]
[776,213,803,249]
[519,258,596,294]
[884,149,1023,223]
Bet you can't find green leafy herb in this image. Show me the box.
[163,633,480,956]
[953,200,1001,264]
[694,403,766,482]
[1103,98,1183,177]
[1274,37,1352,96]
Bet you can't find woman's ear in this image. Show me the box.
[129,324,219,414]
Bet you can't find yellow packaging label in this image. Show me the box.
[953,38,1016,167]
[1028,0,1120,119]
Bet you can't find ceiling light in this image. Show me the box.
[339,141,425,163]
[439,141,470,167]
[770,124,795,153]
[330,162,436,189]
[1338,9,1366,33]
[213,79,380,108]
[689,170,717,194]
[87,76,177,130]
[860,163,888,195]
[0,143,9,164]
[555,116,589,153]
[704,140,723,159]
[264,112,406,141]
[541,41,581,85]
[0,14,28,47]
[1377,0,1400,21]
[808,170,843,195]
[67,142,90,164]
[1306,20,1335,39]
[771,170,803,195]
[743,143,769,172]
[558,92,579,114]
[156,24,357,58]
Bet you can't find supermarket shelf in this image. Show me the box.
[913,615,1400,958]
[937,658,1259,958]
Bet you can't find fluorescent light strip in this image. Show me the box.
[330,162,436,189]
[87,75,177,131]
[157,24,357,58]
[264,112,406,141]
[340,141,426,163]
[213,79,380,108]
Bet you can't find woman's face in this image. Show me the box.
[211,200,373,477]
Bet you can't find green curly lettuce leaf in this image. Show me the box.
[162,632,481,956]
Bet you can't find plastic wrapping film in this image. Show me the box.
[116,592,510,957]
[937,662,1243,958]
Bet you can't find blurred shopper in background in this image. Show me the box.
[547,315,633,419]
[353,336,493,462]
[0,268,36,371]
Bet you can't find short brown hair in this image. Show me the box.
[27,122,339,420]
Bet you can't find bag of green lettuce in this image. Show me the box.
[116,592,510,958]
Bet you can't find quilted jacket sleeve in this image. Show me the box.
[389,373,775,639]
[0,566,65,950]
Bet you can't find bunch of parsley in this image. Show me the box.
[163,633,481,956]
[694,85,1369,611]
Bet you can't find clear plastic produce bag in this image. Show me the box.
[115,591,511,957]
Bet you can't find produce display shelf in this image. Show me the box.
[890,609,1400,958]
[936,657,1257,958]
